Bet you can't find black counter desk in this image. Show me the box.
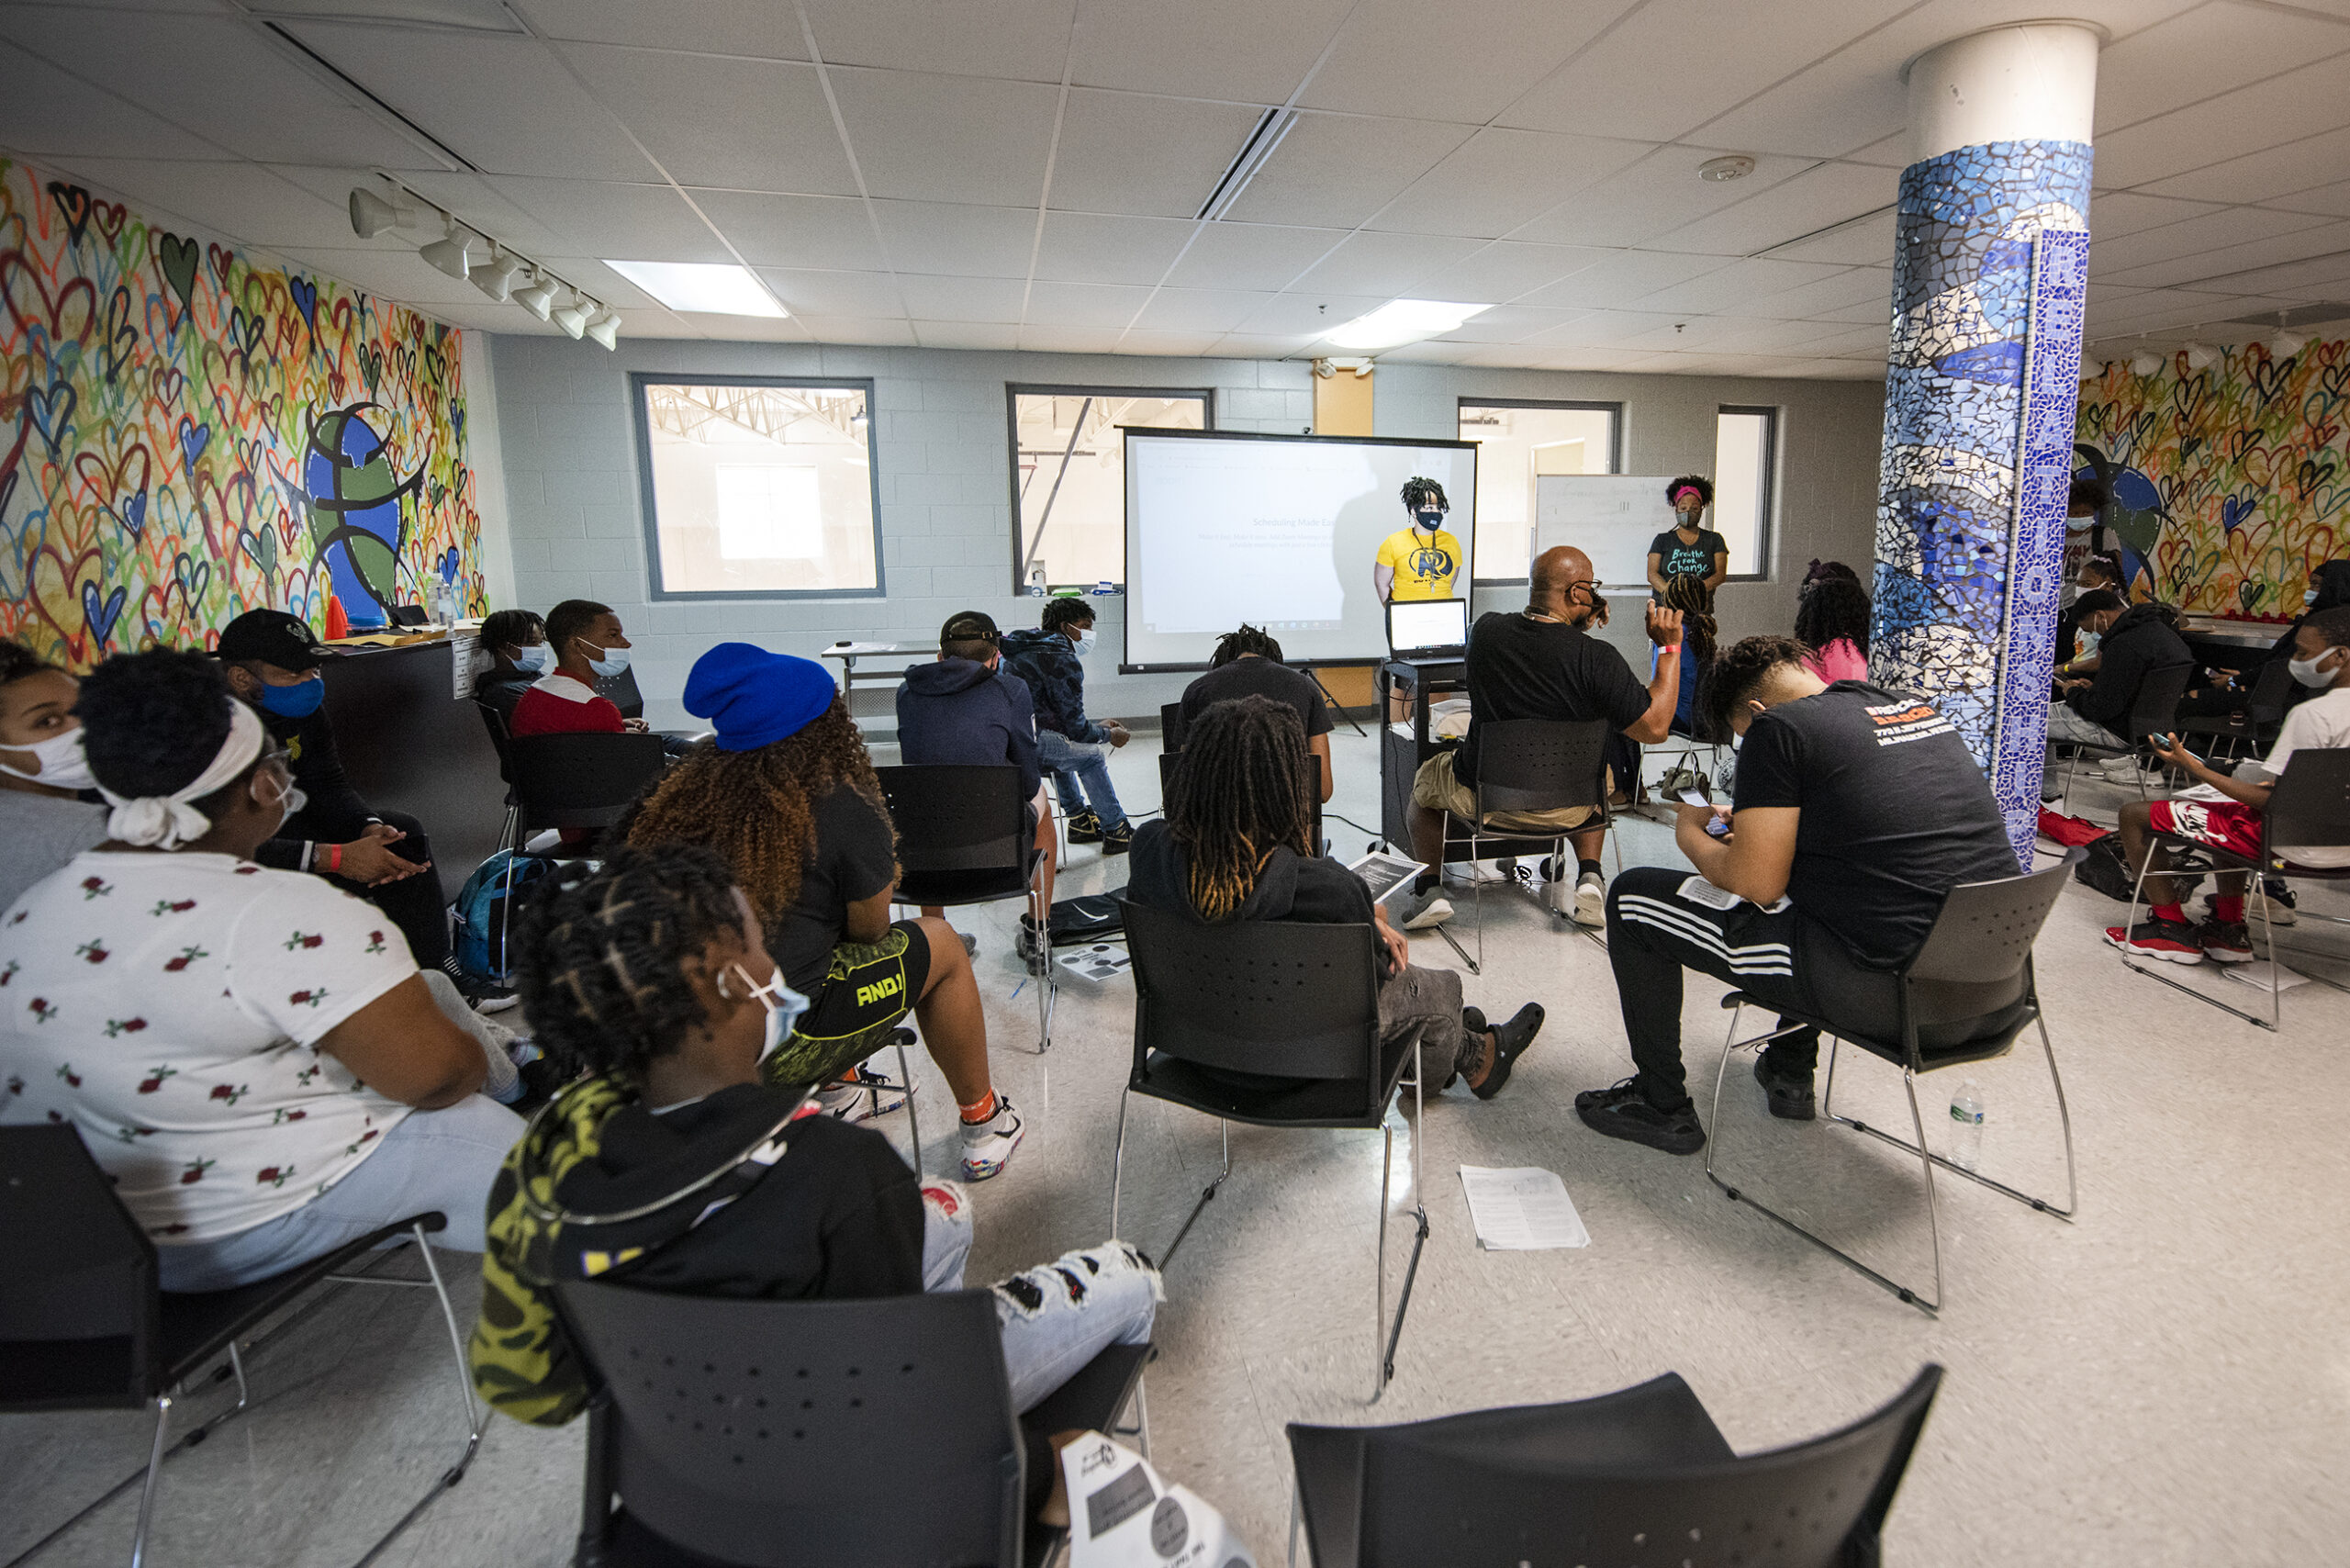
[318,636,509,904]
[1378,658,1471,854]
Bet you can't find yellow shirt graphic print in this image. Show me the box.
[1377,528,1462,600]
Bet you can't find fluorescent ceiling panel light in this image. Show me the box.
[1324,298,1492,352]
[601,260,785,318]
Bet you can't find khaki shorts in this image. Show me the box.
[1411,749,1600,834]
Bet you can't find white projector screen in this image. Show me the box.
[1122,430,1478,669]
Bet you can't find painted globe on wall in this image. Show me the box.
[304,403,416,627]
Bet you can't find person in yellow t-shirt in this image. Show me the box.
[1374,476,1464,603]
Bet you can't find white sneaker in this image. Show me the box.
[1396,888,1455,929]
[1572,870,1606,928]
[958,1095,1024,1181]
[2098,755,2153,778]
[817,1065,911,1123]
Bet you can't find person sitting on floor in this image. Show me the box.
[1000,596,1132,855]
[895,610,1056,971]
[1180,623,1334,802]
[0,650,520,1289]
[471,608,548,725]
[1129,694,1544,1098]
[509,599,648,739]
[1399,545,1683,933]
[1574,635,2019,1155]
[0,640,107,912]
[2104,605,2350,966]
[468,844,1158,1473]
[2048,593,2192,787]
[1794,573,1871,685]
[623,644,1024,1181]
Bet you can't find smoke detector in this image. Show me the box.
[1698,155,1756,183]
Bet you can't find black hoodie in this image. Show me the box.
[895,656,1041,801]
[2069,600,2191,732]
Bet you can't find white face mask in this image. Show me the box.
[510,643,554,674]
[2288,648,2344,689]
[577,640,631,680]
[253,769,307,834]
[0,725,96,790]
[1070,629,1097,659]
[725,960,809,1062]
[2306,588,2322,607]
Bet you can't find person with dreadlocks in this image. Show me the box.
[1374,476,1464,603]
[1127,695,1544,1099]
[1177,623,1334,801]
[469,844,1160,1485]
[623,644,1024,1182]
[1658,574,1718,737]
[1793,573,1870,685]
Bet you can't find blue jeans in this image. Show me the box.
[156,1094,525,1293]
[1036,729,1126,830]
[921,1185,1158,1414]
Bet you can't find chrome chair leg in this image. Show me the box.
[1900,1070,1944,1312]
[1371,1114,1393,1404]
[1380,1060,1430,1397]
[2116,841,2280,1031]
[350,1232,492,1568]
[1110,1091,1130,1238]
[898,1036,922,1182]
[127,1394,171,1568]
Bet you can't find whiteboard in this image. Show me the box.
[1535,475,1680,588]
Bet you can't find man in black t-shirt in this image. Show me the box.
[1179,624,1333,801]
[1400,546,1684,931]
[1574,636,2019,1155]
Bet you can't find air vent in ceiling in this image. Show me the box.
[245,0,525,33]
[1196,108,1299,223]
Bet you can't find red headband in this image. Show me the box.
[1673,486,1705,506]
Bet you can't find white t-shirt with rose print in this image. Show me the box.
[0,851,420,1243]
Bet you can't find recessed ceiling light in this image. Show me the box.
[1325,298,1491,352]
[1698,155,1756,183]
[602,260,786,318]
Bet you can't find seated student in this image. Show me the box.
[509,599,648,738]
[2104,605,2350,964]
[1000,597,1132,855]
[2047,593,2190,775]
[624,644,1024,1181]
[1399,545,1683,933]
[0,650,520,1289]
[1129,697,1543,1097]
[1795,574,1871,685]
[1574,636,2020,1154]
[0,641,107,912]
[471,608,548,725]
[469,845,1158,1473]
[1180,624,1334,801]
[1799,558,1861,592]
[1646,476,1729,598]
[895,610,1056,967]
[1658,576,1717,736]
[214,609,479,997]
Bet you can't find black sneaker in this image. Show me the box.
[1575,1078,1705,1154]
[1101,821,1133,856]
[1752,1055,1816,1120]
[1468,1002,1544,1101]
[2198,918,2255,964]
[1065,810,1104,844]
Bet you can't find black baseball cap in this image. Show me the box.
[216,609,330,671]
[939,610,1000,646]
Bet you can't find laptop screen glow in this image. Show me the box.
[1389,598,1468,652]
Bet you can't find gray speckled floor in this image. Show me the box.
[5,726,2345,1567]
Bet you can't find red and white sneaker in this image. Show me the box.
[2197,920,2255,964]
[2103,916,2204,965]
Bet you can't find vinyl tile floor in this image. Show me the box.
[5,726,2345,1567]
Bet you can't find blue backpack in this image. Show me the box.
[452,851,554,984]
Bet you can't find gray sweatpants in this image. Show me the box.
[1381,963,1476,1087]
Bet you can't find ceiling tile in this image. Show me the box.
[1288,230,1484,297]
[675,310,811,342]
[1515,252,1726,310]
[487,176,734,262]
[2087,207,2333,278]
[2101,222,2350,293]
[1113,328,1230,357]
[913,320,1023,349]
[1839,134,1908,168]
[1033,212,1196,286]
[2257,177,2350,218]
[1363,129,1652,241]
[827,66,1058,206]
[280,21,656,180]
[1759,204,1893,265]
[2206,252,2350,298]
[363,170,577,255]
[693,190,881,270]
[794,315,920,346]
[44,159,362,253]
[515,0,809,58]
[1067,0,1352,102]
[1743,265,1892,320]
[2094,51,2350,190]
[1428,305,1588,343]
[1708,315,1870,354]
[2093,2,2350,136]
[1633,257,1848,314]
[1300,0,1630,123]
[899,274,1028,321]
[754,268,905,319]
[1406,241,1609,302]
[2140,125,2350,209]
[800,0,1073,80]
[1163,222,1348,290]
[1646,161,1897,257]
[1219,112,1472,230]
[1541,309,1701,347]
[276,245,489,306]
[869,200,1039,277]
[1048,90,1262,219]
[1132,288,1276,333]
[2087,192,2226,242]
[1025,279,1153,327]
[1207,330,1320,362]
[0,39,223,160]
[1499,0,1914,143]
[1017,324,1125,353]
[1505,147,1816,249]
[1234,292,1386,336]
[560,45,856,194]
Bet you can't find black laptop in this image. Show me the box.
[1386,597,1469,660]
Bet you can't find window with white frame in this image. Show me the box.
[1010,386,1211,591]
[1711,406,1777,579]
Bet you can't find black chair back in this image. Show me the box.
[0,1126,159,1410]
[2242,657,2293,726]
[1895,849,2077,1058]
[1160,700,1188,752]
[875,763,1029,904]
[1470,718,1609,821]
[2264,747,2350,861]
[1122,900,1381,1084]
[557,1282,1024,1568]
[2124,661,2193,748]
[474,700,515,784]
[594,664,647,720]
[509,732,669,834]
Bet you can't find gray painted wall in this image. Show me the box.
[488,335,1884,728]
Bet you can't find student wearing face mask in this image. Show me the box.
[509,599,650,739]
[0,649,521,1290]
[0,641,108,910]
[471,608,549,724]
[1646,476,1729,598]
[1000,596,1131,855]
[1374,477,1464,603]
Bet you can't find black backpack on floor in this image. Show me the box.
[2072,832,2201,903]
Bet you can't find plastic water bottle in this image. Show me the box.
[1949,1081,1985,1171]
[1027,566,1047,598]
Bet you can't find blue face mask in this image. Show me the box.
[1070,629,1097,660]
[255,678,325,720]
[577,640,631,680]
[511,643,553,674]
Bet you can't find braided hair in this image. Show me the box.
[1209,623,1284,667]
[1793,577,1871,658]
[1660,576,1717,662]
[1702,634,1808,738]
[515,845,746,1084]
[479,608,543,655]
[1166,694,1312,923]
[1400,476,1448,512]
[621,698,892,924]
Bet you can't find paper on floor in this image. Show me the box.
[1459,1165,1590,1250]
[2222,959,2311,991]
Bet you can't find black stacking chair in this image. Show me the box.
[1286,1367,1942,1568]
[1112,902,1424,1400]
[1438,718,1615,972]
[508,731,669,851]
[1159,700,1189,753]
[1705,851,2082,1314]
[557,1282,1150,1568]
[877,764,1055,1054]
[2051,662,2192,812]
[2178,657,2292,762]
[0,1126,484,1568]
[474,700,520,850]
[2121,748,2350,1030]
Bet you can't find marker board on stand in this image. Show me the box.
[1534,475,1680,588]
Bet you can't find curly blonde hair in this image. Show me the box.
[621,699,894,922]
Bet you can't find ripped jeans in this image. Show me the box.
[920,1182,1158,1414]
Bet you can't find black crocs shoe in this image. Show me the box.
[1575,1078,1706,1154]
[1467,1003,1545,1101]
[1752,1055,1816,1121]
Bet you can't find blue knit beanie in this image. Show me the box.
[683,643,837,752]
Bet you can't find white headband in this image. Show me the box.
[96,702,268,850]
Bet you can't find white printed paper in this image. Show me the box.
[1056,943,1133,984]
[2222,959,2311,992]
[1677,874,1743,911]
[447,630,479,700]
[1347,848,1424,904]
[1459,1165,1589,1250]
[1062,1431,1255,1568]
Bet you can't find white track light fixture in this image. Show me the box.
[2272,330,2308,358]
[472,246,524,303]
[551,290,590,340]
[351,181,613,342]
[2130,350,2164,376]
[420,219,475,281]
[2182,342,2221,371]
[514,270,558,320]
[348,186,422,240]
[584,306,621,350]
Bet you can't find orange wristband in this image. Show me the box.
[326,842,341,874]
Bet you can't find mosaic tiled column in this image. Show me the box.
[1871,25,2098,867]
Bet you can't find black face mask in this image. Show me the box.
[1415,509,1444,530]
